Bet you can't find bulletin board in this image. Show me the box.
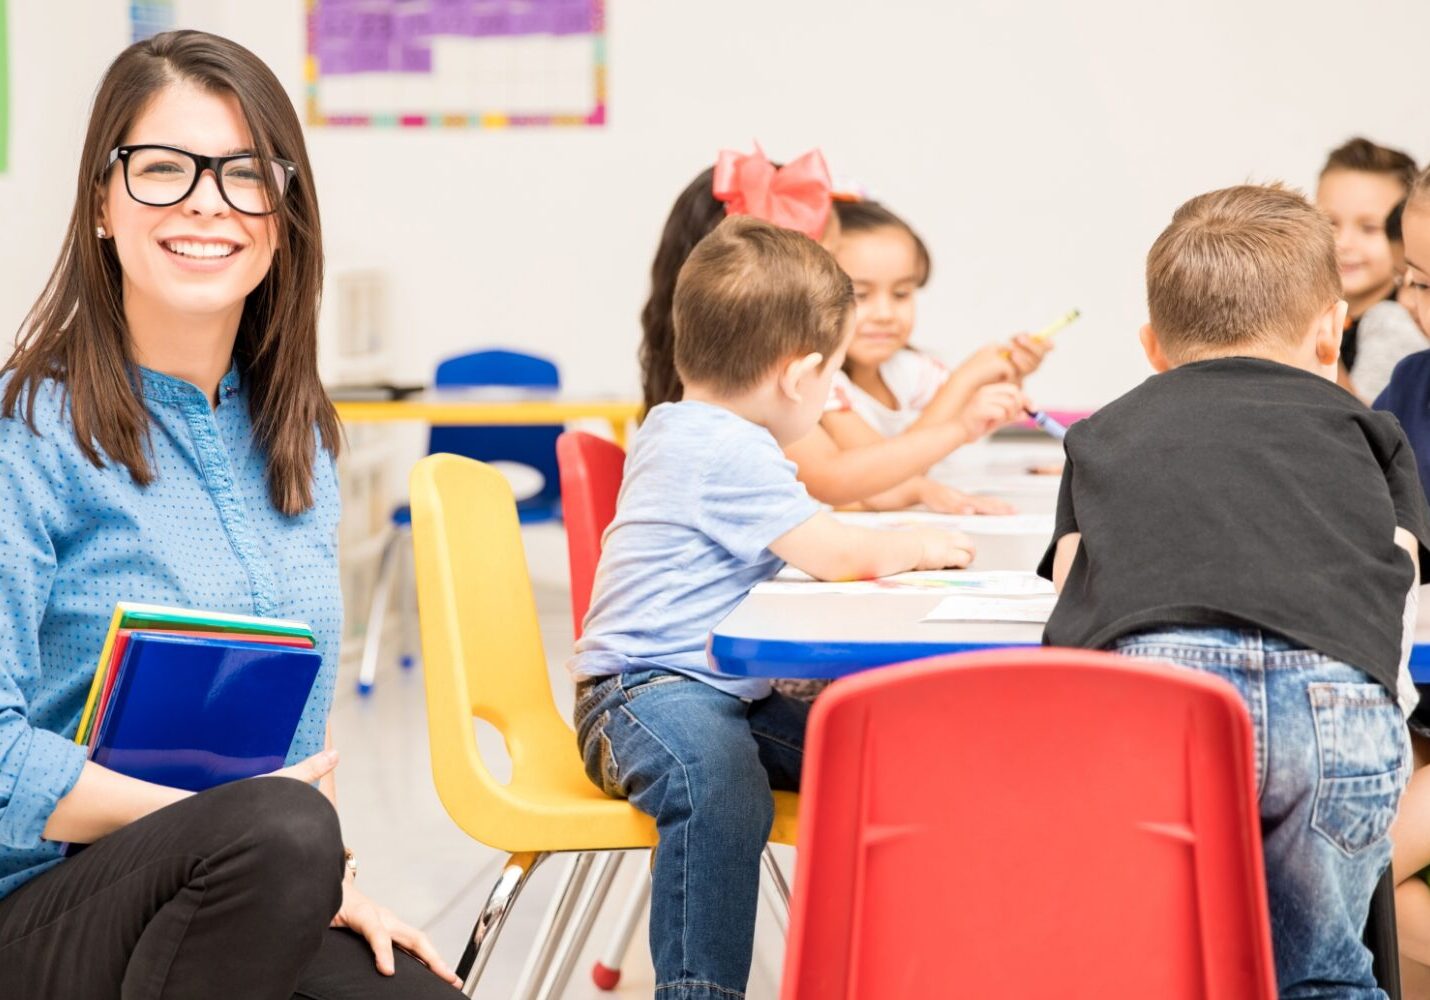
[130,0,176,43]
[305,0,606,129]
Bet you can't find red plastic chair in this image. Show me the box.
[780,647,1276,1000]
[556,430,643,990]
[556,431,626,639]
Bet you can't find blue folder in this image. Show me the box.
[90,631,322,791]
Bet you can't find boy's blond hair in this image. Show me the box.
[673,216,853,395]
[1146,184,1340,360]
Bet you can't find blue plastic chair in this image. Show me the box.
[357,349,565,694]
[427,350,563,524]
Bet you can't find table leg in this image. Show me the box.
[608,417,630,449]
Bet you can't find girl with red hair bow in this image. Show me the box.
[639,144,845,413]
[639,146,1035,513]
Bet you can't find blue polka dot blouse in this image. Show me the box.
[0,363,342,899]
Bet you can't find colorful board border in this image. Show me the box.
[304,0,606,129]
[130,0,176,44]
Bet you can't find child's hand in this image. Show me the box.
[917,480,1016,515]
[959,382,1027,442]
[1004,333,1053,380]
[954,344,1019,390]
[914,528,975,570]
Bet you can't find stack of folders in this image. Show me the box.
[73,603,323,793]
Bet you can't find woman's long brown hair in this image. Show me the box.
[3,30,338,515]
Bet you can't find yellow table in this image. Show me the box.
[332,396,641,447]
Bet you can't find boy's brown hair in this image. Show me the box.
[673,216,854,394]
[1321,137,1418,192]
[1146,184,1340,361]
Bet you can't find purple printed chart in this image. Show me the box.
[306,0,606,128]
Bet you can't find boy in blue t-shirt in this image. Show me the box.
[570,216,1009,1000]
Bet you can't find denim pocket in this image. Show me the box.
[620,672,691,701]
[1309,682,1407,856]
[583,709,623,797]
[574,675,619,731]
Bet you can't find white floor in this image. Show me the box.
[328,522,791,999]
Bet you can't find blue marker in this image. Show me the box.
[1029,410,1068,441]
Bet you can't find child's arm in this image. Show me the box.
[859,477,1014,515]
[769,512,974,582]
[916,337,1050,427]
[1049,532,1081,593]
[787,421,968,506]
[799,383,1026,506]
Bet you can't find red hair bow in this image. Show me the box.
[711,144,833,241]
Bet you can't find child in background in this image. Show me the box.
[1375,173,1430,502]
[1043,184,1429,997]
[823,200,1053,513]
[577,216,980,999]
[1373,170,1430,992]
[640,148,1028,513]
[1316,137,1418,387]
[1356,200,1430,400]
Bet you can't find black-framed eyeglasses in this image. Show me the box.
[106,145,297,217]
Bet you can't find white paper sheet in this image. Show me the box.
[920,594,1058,623]
[758,570,1055,597]
[831,512,1054,536]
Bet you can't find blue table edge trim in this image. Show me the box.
[710,633,1430,684]
[708,633,1041,679]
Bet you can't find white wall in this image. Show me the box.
[3,0,1429,407]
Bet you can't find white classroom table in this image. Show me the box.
[707,435,1430,683]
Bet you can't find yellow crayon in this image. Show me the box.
[1001,309,1081,363]
[1033,308,1081,342]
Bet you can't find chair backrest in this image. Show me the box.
[780,647,1276,1000]
[409,454,593,845]
[555,431,626,638]
[429,349,562,516]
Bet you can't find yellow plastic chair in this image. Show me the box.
[410,454,799,995]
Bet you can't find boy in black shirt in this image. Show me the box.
[1040,184,1430,998]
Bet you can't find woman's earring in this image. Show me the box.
[96,226,107,239]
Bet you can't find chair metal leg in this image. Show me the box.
[457,851,548,996]
[396,535,416,669]
[357,529,402,695]
[510,852,598,1000]
[592,857,650,990]
[536,851,624,1000]
[759,845,791,937]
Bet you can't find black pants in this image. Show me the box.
[0,779,463,999]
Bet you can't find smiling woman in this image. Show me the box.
[6,32,332,515]
[0,30,463,1000]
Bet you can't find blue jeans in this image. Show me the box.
[574,670,807,1000]
[1112,628,1410,999]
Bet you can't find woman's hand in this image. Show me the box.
[916,479,1016,515]
[262,749,340,784]
[333,879,463,987]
